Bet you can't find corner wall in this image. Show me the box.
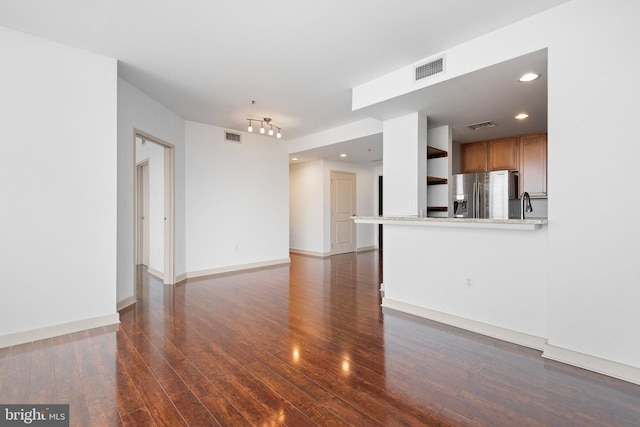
[0,26,118,345]
[117,78,186,304]
[185,121,290,275]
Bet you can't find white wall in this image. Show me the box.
[384,226,549,339]
[288,118,382,154]
[544,0,640,369]
[355,0,640,379]
[289,160,378,255]
[382,113,427,216]
[117,78,186,304]
[135,138,165,275]
[290,160,325,254]
[185,121,290,274]
[0,27,118,343]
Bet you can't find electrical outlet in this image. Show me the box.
[465,277,473,289]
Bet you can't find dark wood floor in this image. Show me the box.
[2,251,640,426]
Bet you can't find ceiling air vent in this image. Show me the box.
[414,55,445,82]
[224,130,241,143]
[467,121,497,131]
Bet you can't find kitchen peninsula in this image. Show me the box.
[363,212,550,352]
[353,215,547,231]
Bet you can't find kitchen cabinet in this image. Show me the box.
[458,131,548,198]
[461,138,518,173]
[488,137,518,171]
[460,141,487,173]
[519,133,547,197]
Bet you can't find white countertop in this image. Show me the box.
[352,216,547,231]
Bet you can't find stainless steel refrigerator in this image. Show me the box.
[452,170,519,219]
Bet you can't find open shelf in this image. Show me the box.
[427,146,448,159]
[427,176,448,185]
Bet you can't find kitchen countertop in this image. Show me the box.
[352,216,547,231]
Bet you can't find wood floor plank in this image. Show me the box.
[127,332,189,398]
[245,360,349,427]
[51,334,92,427]
[115,333,187,427]
[171,389,221,427]
[0,342,33,403]
[198,390,253,427]
[28,339,56,403]
[122,408,157,427]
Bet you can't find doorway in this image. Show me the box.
[136,160,150,267]
[133,130,175,289]
[330,171,356,255]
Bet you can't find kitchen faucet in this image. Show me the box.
[521,192,533,220]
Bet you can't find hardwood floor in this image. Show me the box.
[2,251,640,426]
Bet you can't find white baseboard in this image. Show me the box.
[175,272,187,283]
[147,266,164,280]
[290,247,378,257]
[289,249,331,258]
[186,258,291,279]
[542,344,640,386]
[0,313,120,349]
[117,296,137,311]
[383,298,640,385]
[382,298,547,351]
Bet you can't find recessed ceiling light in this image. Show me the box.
[518,73,540,82]
[340,153,347,157]
[515,113,529,120]
[291,157,298,161]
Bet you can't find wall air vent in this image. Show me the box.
[414,55,445,82]
[224,131,242,143]
[467,121,497,131]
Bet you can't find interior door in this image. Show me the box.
[331,171,356,255]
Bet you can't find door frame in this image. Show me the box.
[378,174,383,250]
[133,129,175,286]
[330,170,357,255]
[135,159,150,266]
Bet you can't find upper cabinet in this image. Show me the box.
[461,138,518,173]
[488,137,518,171]
[460,141,488,173]
[519,133,547,198]
[459,132,548,198]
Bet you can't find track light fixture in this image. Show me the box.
[247,118,282,139]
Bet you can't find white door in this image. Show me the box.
[331,171,357,255]
[137,162,150,266]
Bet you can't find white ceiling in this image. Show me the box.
[0,0,567,163]
[292,48,548,165]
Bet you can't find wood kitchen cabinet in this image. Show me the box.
[519,132,547,197]
[488,137,518,171]
[460,138,517,172]
[460,141,487,173]
[459,132,547,197]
